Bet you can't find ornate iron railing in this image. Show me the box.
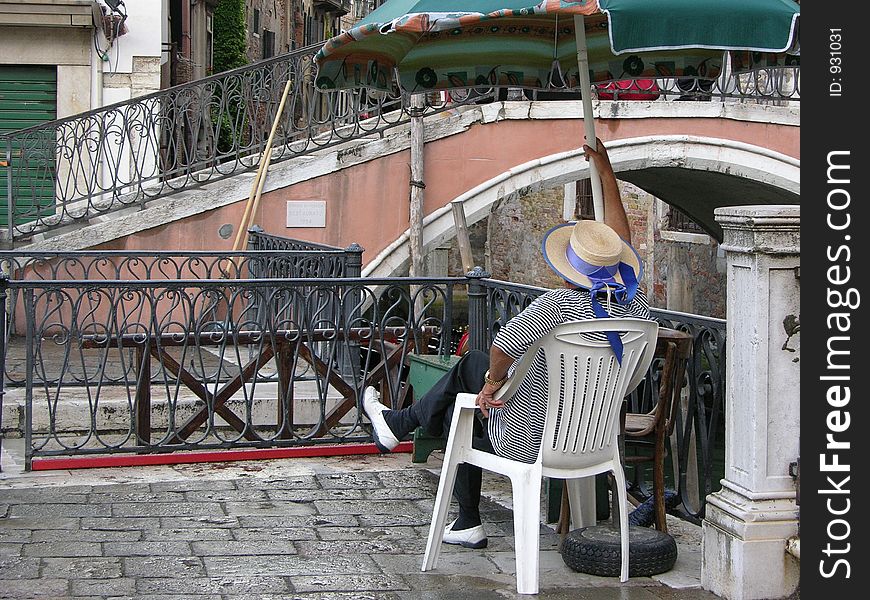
[651,309,726,522]
[247,225,351,253]
[470,273,726,520]
[0,267,726,514]
[0,40,798,242]
[0,240,365,381]
[0,249,351,282]
[4,276,460,467]
[0,44,407,242]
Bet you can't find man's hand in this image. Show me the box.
[582,136,631,242]
[582,136,614,177]
[475,388,504,418]
[478,345,514,417]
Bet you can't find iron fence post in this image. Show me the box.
[245,225,268,341]
[247,224,265,252]
[344,243,363,279]
[465,266,491,353]
[246,225,266,280]
[0,275,6,471]
[442,282,454,357]
[5,137,12,241]
[341,243,364,381]
[23,286,33,471]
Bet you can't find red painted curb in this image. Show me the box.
[30,441,414,471]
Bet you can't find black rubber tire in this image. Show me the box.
[560,525,677,577]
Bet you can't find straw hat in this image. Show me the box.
[541,220,643,291]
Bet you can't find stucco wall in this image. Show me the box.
[0,25,92,117]
[654,234,726,318]
[444,180,727,318]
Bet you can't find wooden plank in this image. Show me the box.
[152,345,211,404]
[80,326,432,349]
[168,345,275,442]
[274,339,295,439]
[315,338,417,437]
[134,345,151,445]
[0,14,72,26]
[297,342,358,438]
[451,202,474,273]
[76,327,437,442]
[298,343,356,399]
[30,442,415,471]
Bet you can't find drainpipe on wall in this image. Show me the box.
[90,3,104,110]
[90,31,104,112]
[181,0,191,59]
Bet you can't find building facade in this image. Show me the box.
[0,0,176,116]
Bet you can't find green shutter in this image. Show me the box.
[0,65,57,229]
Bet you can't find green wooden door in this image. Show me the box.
[0,65,57,229]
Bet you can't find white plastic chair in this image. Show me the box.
[421,318,659,594]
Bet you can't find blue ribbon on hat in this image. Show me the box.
[566,245,640,364]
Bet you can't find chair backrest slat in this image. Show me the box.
[496,318,657,471]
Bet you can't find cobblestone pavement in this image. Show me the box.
[0,442,720,600]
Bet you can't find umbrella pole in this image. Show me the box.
[573,15,604,222]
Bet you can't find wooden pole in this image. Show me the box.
[409,94,425,318]
[409,94,425,278]
[232,76,294,252]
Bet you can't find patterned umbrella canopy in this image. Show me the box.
[315,0,800,93]
[315,0,799,220]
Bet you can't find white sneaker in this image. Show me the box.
[362,386,400,452]
[443,519,488,549]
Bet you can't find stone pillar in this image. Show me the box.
[702,205,800,600]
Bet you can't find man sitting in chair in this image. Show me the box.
[362,138,652,549]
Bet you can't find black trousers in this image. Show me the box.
[414,350,495,522]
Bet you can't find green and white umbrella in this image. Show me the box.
[315,0,800,219]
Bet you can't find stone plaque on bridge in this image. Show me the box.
[286,200,326,228]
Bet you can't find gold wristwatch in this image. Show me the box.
[484,369,508,388]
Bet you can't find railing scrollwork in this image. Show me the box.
[0,41,798,242]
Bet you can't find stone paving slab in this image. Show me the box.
[229,527,317,542]
[0,555,40,579]
[121,555,207,578]
[39,556,123,579]
[0,446,720,600]
[142,527,234,542]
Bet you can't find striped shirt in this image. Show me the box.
[488,287,651,464]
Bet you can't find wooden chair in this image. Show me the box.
[623,328,693,533]
[421,318,659,593]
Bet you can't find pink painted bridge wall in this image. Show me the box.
[104,101,800,271]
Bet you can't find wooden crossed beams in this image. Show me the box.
[80,327,434,446]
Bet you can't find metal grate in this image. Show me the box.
[667,206,705,234]
[575,179,595,221]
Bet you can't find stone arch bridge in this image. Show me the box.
[23,99,799,277]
